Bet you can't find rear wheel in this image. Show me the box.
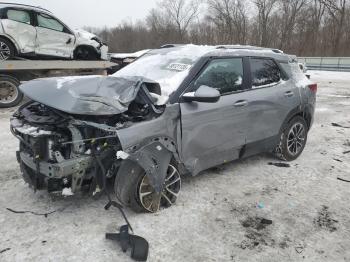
[115,160,181,213]
[0,37,15,60]
[275,116,308,161]
[0,75,23,108]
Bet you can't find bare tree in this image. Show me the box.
[254,0,278,47]
[321,0,348,55]
[278,0,308,50]
[90,0,350,56]
[159,0,201,41]
[207,0,248,44]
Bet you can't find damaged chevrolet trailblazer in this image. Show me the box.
[10,45,316,213]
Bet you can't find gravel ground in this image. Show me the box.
[0,71,350,262]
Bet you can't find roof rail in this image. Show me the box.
[215,45,284,53]
[0,2,51,13]
[160,44,185,49]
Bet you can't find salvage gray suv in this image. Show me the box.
[10,45,317,213]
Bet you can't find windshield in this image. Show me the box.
[113,45,216,98]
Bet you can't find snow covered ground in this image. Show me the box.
[0,70,349,261]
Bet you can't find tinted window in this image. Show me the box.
[7,9,31,24]
[194,58,244,94]
[251,58,281,88]
[37,13,64,32]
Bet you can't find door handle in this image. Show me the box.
[234,100,248,107]
[284,91,294,97]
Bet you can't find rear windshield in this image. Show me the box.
[113,45,215,97]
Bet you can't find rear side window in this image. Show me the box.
[250,58,281,88]
[7,9,31,24]
[37,13,64,32]
[194,58,244,94]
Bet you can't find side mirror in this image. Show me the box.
[182,85,220,103]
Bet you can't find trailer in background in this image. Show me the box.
[0,60,116,108]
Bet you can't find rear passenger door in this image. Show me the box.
[245,58,301,145]
[180,57,251,175]
[1,8,36,53]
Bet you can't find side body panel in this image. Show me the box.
[35,27,74,58]
[244,79,301,144]
[1,19,36,53]
[180,94,248,175]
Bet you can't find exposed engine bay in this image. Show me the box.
[10,78,168,195]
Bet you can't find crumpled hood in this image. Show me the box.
[19,76,144,115]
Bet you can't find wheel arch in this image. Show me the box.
[73,44,99,58]
[280,105,312,135]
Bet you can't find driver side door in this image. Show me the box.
[180,57,251,175]
[34,12,75,58]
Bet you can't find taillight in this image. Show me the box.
[308,84,317,92]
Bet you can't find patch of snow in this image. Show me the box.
[114,45,217,97]
[62,187,74,196]
[55,75,100,89]
[110,49,151,59]
[150,93,169,105]
[116,151,129,160]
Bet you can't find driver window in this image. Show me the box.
[194,58,244,95]
[37,13,64,32]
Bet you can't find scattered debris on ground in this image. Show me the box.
[337,177,350,183]
[6,208,57,217]
[0,248,11,254]
[267,162,291,168]
[331,123,350,128]
[314,206,338,232]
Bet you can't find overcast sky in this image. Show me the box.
[4,0,159,28]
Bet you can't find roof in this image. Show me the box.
[152,44,291,63]
[0,3,51,13]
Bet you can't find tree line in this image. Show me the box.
[88,0,350,56]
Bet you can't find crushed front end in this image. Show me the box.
[10,98,157,195]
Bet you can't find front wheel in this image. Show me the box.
[275,116,308,161]
[114,160,181,213]
[74,46,99,60]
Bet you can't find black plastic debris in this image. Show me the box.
[333,158,343,163]
[337,177,350,183]
[6,208,56,218]
[331,123,350,129]
[343,150,350,154]
[0,248,11,254]
[268,162,291,168]
[106,225,149,261]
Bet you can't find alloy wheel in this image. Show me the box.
[138,164,181,213]
[287,122,306,156]
[0,81,18,104]
[0,41,11,60]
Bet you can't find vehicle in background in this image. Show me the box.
[108,49,150,73]
[0,3,108,60]
[10,45,317,213]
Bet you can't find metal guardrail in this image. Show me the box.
[298,57,350,72]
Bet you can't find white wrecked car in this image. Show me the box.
[0,3,108,60]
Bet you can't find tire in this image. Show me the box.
[0,75,23,108]
[114,159,181,213]
[275,116,308,161]
[0,37,16,60]
[74,46,99,60]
